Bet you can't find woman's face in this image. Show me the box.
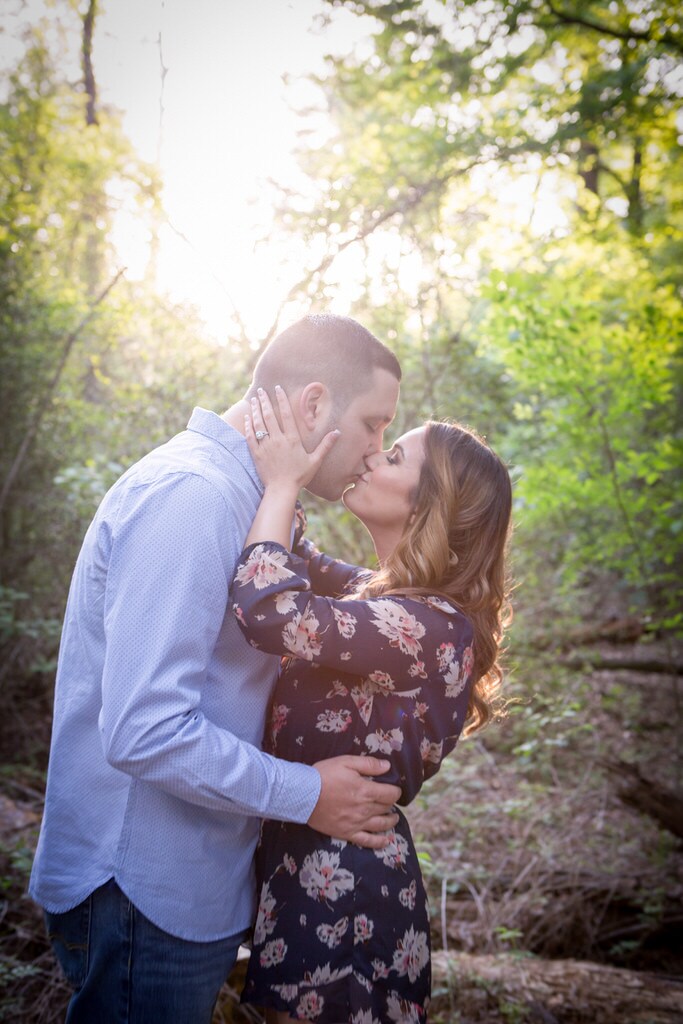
[342,426,427,537]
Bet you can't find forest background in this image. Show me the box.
[0,1,682,1021]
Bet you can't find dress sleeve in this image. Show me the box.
[291,505,371,598]
[232,541,476,804]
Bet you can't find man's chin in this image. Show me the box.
[304,480,347,503]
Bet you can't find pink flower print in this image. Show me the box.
[351,1007,379,1022]
[437,642,456,674]
[260,938,287,967]
[408,660,427,679]
[372,958,390,981]
[391,925,429,982]
[270,704,290,740]
[340,651,352,660]
[399,879,417,910]
[423,595,458,615]
[357,972,373,994]
[303,963,353,986]
[282,606,323,659]
[234,545,293,590]
[299,850,354,903]
[326,679,349,698]
[354,914,374,945]
[444,658,466,698]
[420,737,443,764]
[413,702,428,722]
[366,670,395,695]
[296,990,325,1020]
[274,983,299,1001]
[371,600,425,658]
[275,589,298,614]
[350,688,374,726]
[365,727,403,755]
[232,603,246,626]
[316,916,349,949]
[253,882,277,944]
[386,992,423,1023]
[283,853,297,875]
[316,709,352,733]
[462,644,474,678]
[333,607,357,638]
[350,671,399,726]
[373,831,409,870]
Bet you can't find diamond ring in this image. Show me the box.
[254,430,269,441]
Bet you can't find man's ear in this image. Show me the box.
[298,382,331,431]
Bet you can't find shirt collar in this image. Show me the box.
[186,407,263,494]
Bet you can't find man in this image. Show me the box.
[30,314,402,1023]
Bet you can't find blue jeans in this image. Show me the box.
[45,878,246,1023]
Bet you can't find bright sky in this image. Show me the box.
[1,0,571,344]
[96,0,377,342]
[1,0,376,341]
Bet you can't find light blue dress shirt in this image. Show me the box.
[29,408,321,941]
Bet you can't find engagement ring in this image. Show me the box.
[255,430,269,441]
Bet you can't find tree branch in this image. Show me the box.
[545,0,683,56]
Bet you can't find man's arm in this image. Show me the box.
[99,472,398,844]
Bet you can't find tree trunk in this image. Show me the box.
[82,0,98,127]
[81,0,102,295]
[627,135,644,235]
[578,141,599,196]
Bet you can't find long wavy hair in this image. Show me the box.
[357,421,513,735]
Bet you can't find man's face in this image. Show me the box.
[305,367,400,501]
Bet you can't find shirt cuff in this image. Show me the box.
[268,760,321,824]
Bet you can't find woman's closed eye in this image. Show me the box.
[386,450,400,465]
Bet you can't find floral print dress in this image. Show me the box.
[232,538,475,1023]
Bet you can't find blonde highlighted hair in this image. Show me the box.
[358,421,512,735]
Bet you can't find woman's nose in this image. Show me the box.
[365,450,387,471]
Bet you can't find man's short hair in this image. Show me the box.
[252,315,401,409]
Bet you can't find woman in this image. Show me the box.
[232,387,512,1023]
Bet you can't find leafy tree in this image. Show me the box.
[268,0,683,629]
[307,0,682,245]
[479,237,682,627]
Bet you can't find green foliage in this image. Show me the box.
[317,0,683,243]
[479,238,682,623]
[0,26,241,761]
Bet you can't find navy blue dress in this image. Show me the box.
[232,538,474,1023]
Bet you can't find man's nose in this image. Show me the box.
[364,449,385,471]
[365,427,385,455]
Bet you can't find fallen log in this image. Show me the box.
[561,654,683,675]
[603,758,683,840]
[431,951,683,1023]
